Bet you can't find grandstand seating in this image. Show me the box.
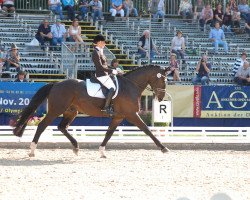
[0,11,249,85]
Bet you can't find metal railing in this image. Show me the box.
[61,42,78,79]
[15,0,244,15]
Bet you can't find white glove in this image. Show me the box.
[112,69,118,75]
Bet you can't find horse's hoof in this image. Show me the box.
[73,148,79,156]
[161,147,170,153]
[100,155,107,159]
[28,153,35,157]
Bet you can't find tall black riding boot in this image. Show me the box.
[102,88,115,116]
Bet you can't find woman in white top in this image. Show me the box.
[170,30,186,64]
[68,19,84,51]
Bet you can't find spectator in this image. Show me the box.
[229,0,237,12]
[4,44,20,72]
[209,21,228,54]
[222,3,233,35]
[123,0,138,18]
[178,0,193,20]
[2,0,15,17]
[168,53,180,81]
[193,0,204,21]
[89,0,102,23]
[192,55,211,85]
[110,0,124,18]
[199,3,213,31]
[51,19,67,49]
[0,46,5,73]
[48,0,64,20]
[111,59,124,74]
[234,61,250,85]
[0,0,3,12]
[153,0,165,21]
[35,19,52,51]
[233,51,248,76]
[238,0,250,21]
[138,30,159,62]
[213,3,224,26]
[79,0,88,20]
[14,70,28,82]
[245,15,250,38]
[61,0,75,21]
[68,19,84,51]
[231,7,241,34]
[170,30,186,64]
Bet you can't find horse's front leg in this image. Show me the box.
[99,117,123,158]
[126,113,169,153]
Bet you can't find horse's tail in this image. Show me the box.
[13,83,54,137]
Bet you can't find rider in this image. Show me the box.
[92,34,118,115]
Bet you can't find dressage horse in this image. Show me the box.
[13,65,170,157]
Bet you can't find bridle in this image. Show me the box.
[121,71,167,94]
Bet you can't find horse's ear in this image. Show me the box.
[160,66,171,73]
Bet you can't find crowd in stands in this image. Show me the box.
[1,0,250,86]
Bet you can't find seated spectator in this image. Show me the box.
[222,3,233,35]
[213,3,224,26]
[2,0,15,17]
[138,30,159,62]
[51,19,67,49]
[238,0,250,21]
[123,0,138,18]
[234,61,250,85]
[79,0,89,20]
[168,53,180,81]
[4,44,20,72]
[0,0,3,12]
[0,46,5,73]
[61,0,75,21]
[111,59,124,74]
[14,70,28,82]
[178,0,193,20]
[193,0,204,21]
[48,0,64,20]
[192,55,211,85]
[233,51,247,76]
[170,30,186,64]
[209,21,228,54]
[229,0,238,12]
[110,0,124,18]
[89,0,102,23]
[199,3,213,31]
[68,19,84,51]
[35,19,52,51]
[231,7,244,34]
[153,0,165,21]
[245,15,250,38]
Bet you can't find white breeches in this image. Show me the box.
[97,75,116,90]
[110,8,124,17]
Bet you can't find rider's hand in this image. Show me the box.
[112,69,118,75]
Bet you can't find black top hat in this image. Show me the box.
[11,43,19,50]
[93,34,105,44]
[17,70,26,75]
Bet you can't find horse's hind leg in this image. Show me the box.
[58,107,79,155]
[29,113,57,157]
[99,117,123,158]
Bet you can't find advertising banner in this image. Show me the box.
[199,85,250,118]
[0,82,47,115]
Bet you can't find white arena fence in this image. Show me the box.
[0,126,249,143]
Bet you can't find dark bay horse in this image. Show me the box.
[13,65,170,157]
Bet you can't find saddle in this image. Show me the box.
[86,75,119,99]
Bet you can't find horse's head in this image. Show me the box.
[148,66,169,102]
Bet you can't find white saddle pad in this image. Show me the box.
[86,76,119,99]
